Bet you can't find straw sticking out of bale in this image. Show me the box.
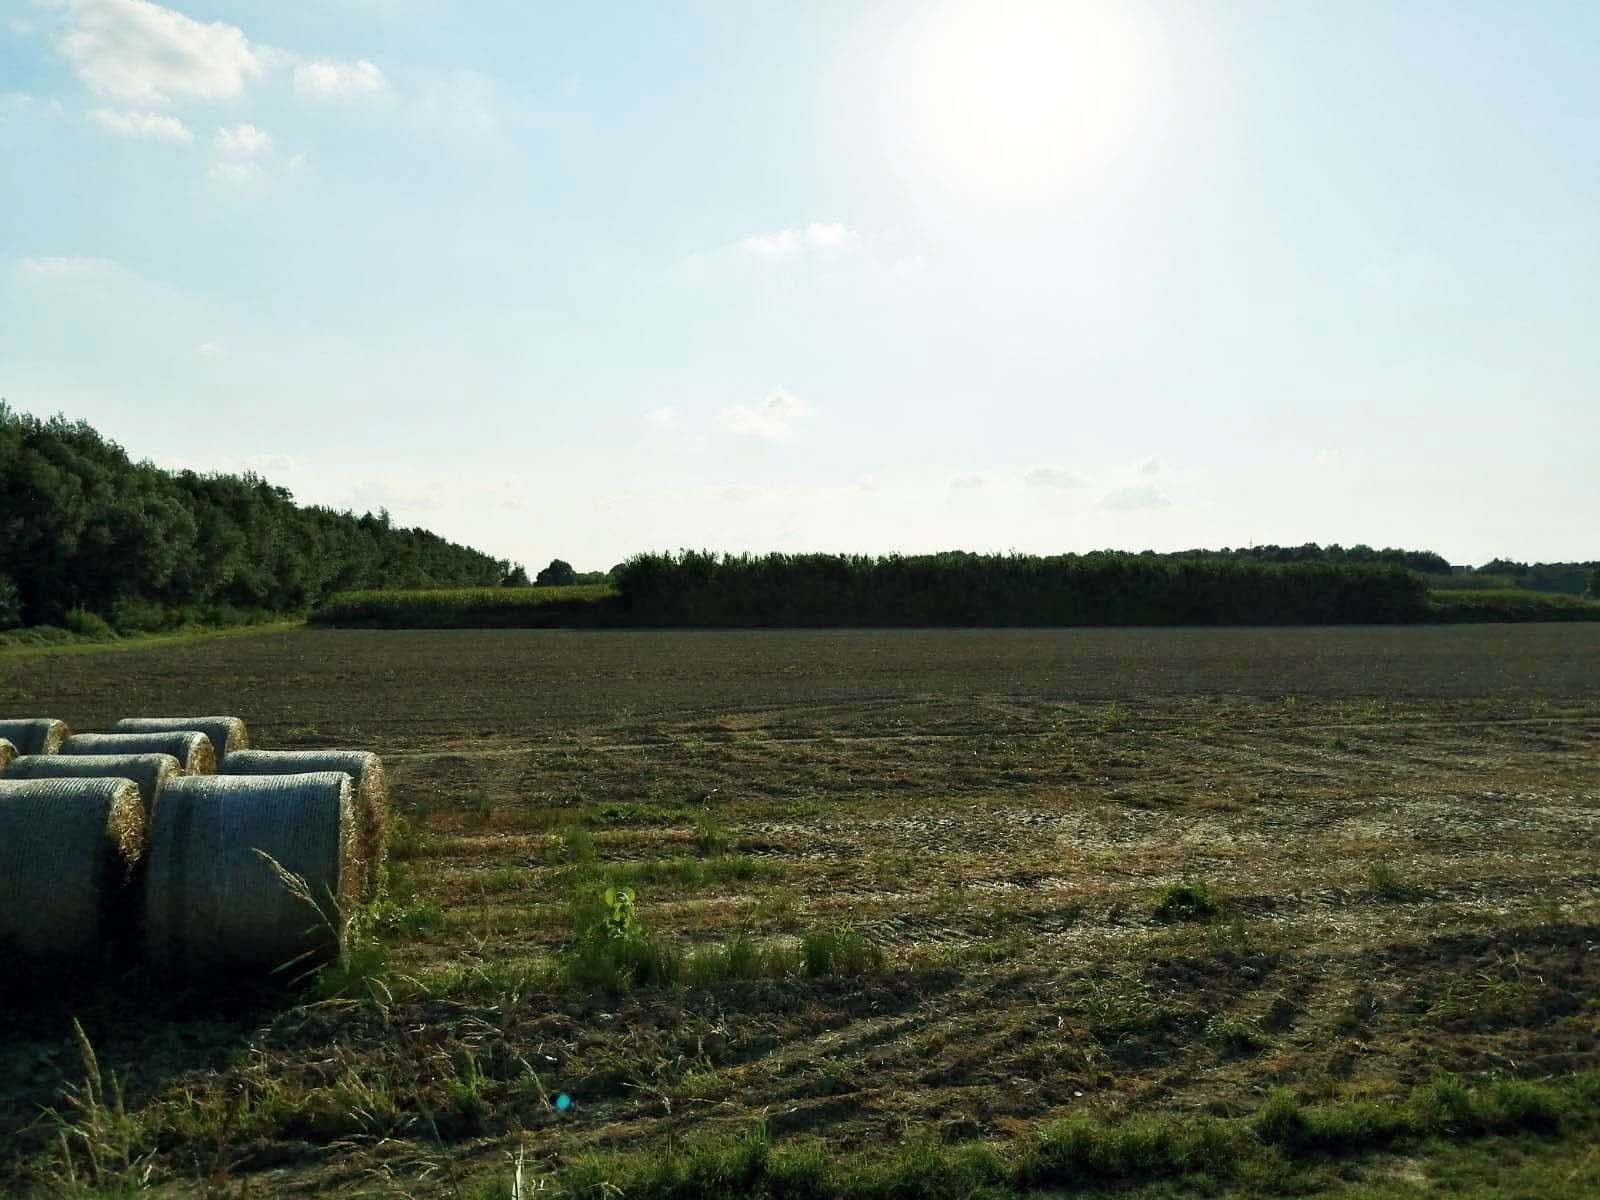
[0,739,13,770]
[113,716,249,764]
[4,753,181,815]
[0,778,145,963]
[0,718,71,756]
[61,731,216,775]
[222,750,389,901]
[143,773,357,975]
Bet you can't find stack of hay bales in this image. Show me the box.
[4,753,180,814]
[0,777,145,963]
[0,718,70,755]
[60,731,216,775]
[0,711,391,980]
[113,716,249,765]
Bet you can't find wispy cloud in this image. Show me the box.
[720,392,810,439]
[208,159,261,186]
[949,474,988,490]
[1026,467,1082,490]
[646,405,679,430]
[55,0,269,104]
[87,106,191,142]
[1101,484,1170,512]
[16,255,118,278]
[214,122,270,155]
[293,58,388,101]
[739,221,858,259]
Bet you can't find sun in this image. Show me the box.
[889,0,1152,206]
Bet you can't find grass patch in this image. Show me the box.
[545,1072,1599,1200]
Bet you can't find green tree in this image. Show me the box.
[535,558,577,587]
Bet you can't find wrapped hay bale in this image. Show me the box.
[143,773,357,975]
[0,778,145,962]
[113,716,249,764]
[0,739,13,770]
[4,753,181,815]
[0,718,71,756]
[61,731,215,775]
[222,750,389,901]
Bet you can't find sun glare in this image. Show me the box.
[893,0,1151,205]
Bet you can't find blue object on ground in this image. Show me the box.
[555,1093,573,1112]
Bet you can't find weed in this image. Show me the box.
[693,813,730,856]
[1368,862,1428,902]
[801,924,884,978]
[1204,1015,1270,1056]
[1153,881,1220,923]
[43,1021,154,1192]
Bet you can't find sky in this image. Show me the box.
[2,0,1597,571]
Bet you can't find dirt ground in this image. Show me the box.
[2,625,1597,1196]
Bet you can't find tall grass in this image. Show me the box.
[1426,590,1600,623]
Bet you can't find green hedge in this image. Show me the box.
[309,585,620,629]
[610,551,1429,627]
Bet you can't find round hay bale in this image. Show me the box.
[0,719,71,756]
[4,753,181,815]
[222,750,389,901]
[112,716,249,764]
[60,731,215,775]
[0,739,13,770]
[0,778,145,962]
[143,773,357,975]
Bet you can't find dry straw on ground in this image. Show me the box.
[0,777,145,962]
[0,740,12,771]
[61,731,216,775]
[0,719,71,756]
[3,753,181,815]
[222,750,389,900]
[143,772,357,975]
[112,716,249,764]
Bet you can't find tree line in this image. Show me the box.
[612,551,1429,627]
[0,404,508,631]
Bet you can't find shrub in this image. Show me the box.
[63,609,115,640]
[0,574,21,630]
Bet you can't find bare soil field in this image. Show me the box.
[3,625,1598,1197]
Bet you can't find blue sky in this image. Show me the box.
[2,0,1596,571]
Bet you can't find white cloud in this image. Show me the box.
[208,159,261,185]
[16,255,118,278]
[294,58,387,100]
[214,122,270,155]
[86,106,191,142]
[720,392,810,439]
[1138,456,1161,476]
[195,341,224,358]
[950,474,989,490]
[646,405,679,430]
[56,0,267,104]
[739,222,857,259]
[1026,467,1082,490]
[1102,485,1170,512]
[740,228,799,257]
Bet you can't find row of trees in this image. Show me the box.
[0,404,509,630]
[1144,543,1452,574]
[613,551,1430,627]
